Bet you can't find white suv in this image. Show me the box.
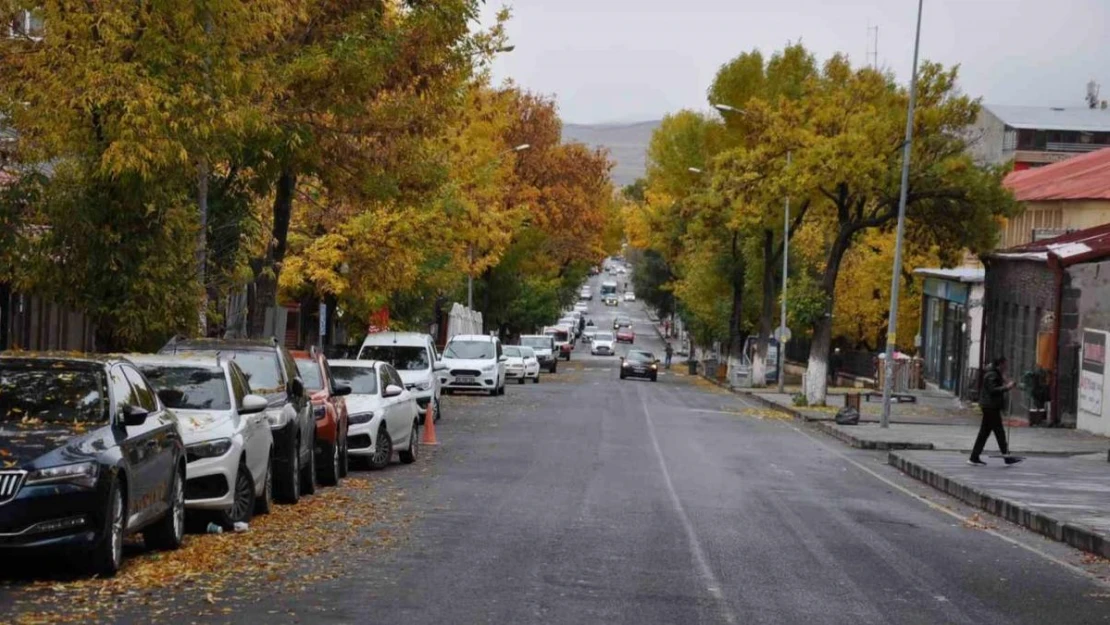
[358,332,446,422]
[440,334,507,396]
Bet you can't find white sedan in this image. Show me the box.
[591,332,616,356]
[329,360,420,469]
[624,292,636,302]
[132,354,275,527]
[505,345,541,384]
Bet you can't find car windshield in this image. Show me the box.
[519,347,535,358]
[444,341,495,360]
[627,351,655,363]
[141,365,231,411]
[358,345,429,371]
[0,364,108,425]
[544,329,568,341]
[616,318,631,327]
[595,332,614,341]
[295,360,324,391]
[225,352,283,391]
[521,337,551,350]
[330,366,378,395]
[504,346,522,358]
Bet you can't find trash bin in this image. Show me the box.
[687,360,698,376]
[845,393,861,411]
[704,358,719,379]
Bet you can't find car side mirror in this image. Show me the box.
[333,383,352,397]
[240,394,269,415]
[434,362,448,372]
[121,404,149,427]
[383,384,404,398]
[290,378,304,398]
[498,355,508,363]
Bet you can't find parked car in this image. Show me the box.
[358,332,446,423]
[292,349,351,487]
[328,360,419,469]
[603,294,619,307]
[616,327,636,344]
[132,354,275,527]
[440,334,507,396]
[543,326,573,361]
[624,292,636,302]
[579,287,593,300]
[161,338,315,504]
[591,332,616,355]
[0,354,186,575]
[520,335,558,373]
[559,316,581,339]
[620,350,659,382]
[574,302,589,315]
[505,346,541,384]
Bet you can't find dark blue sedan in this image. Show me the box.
[0,355,186,576]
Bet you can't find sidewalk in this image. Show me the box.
[746,388,982,427]
[890,451,1110,559]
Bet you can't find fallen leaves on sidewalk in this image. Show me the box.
[740,407,794,421]
[3,474,409,624]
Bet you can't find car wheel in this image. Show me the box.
[620,373,626,380]
[276,430,301,504]
[651,374,658,382]
[534,375,540,384]
[551,363,557,373]
[434,397,442,422]
[318,438,340,487]
[399,420,419,465]
[89,478,125,576]
[300,437,317,495]
[255,454,274,515]
[144,466,185,551]
[518,377,525,385]
[370,426,392,470]
[220,459,256,527]
[339,429,349,478]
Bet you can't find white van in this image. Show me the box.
[359,332,447,422]
[440,334,508,396]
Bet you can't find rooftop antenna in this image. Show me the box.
[1087,80,1101,109]
[866,22,879,69]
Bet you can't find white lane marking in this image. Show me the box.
[637,385,738,625]
[784,423,1110,589]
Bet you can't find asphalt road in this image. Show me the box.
[5,271,1110,624]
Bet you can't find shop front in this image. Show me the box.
[914,268,985,399]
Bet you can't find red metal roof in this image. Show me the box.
[1003,147,1110,201]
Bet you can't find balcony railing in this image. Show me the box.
[1045,142,1107,153]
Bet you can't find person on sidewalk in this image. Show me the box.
[664,342,673,369]
[970,357,1023,466]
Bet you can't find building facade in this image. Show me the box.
[968,105,1110,171]
[999,147,1110,249]
[914,268,984,400]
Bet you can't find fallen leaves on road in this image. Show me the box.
[2,474,409,624]
[740,407,794,421]
[961,513,998,531]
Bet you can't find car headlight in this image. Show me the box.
[481,364,496,373]
[622,361,629,368]
[651,364,658,370]
[26,462,100,489]
[414,380,433,391]
[349,411,374,425]
[186,438,233,462]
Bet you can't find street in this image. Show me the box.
[6,282,1109,625]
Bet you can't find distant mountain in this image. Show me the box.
[562,120,660,188]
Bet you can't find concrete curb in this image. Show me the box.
[889,451,1110,559]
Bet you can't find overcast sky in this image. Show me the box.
[478,0,1110,124]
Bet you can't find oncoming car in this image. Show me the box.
[132,354,274,528]
[327,360,419,469]
[620,350,659,382]
[0,354,186,576]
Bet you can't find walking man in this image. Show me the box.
[969,357,1023,466]
[664,342,673,369]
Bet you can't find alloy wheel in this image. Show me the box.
[109,488,124,570]
[171,473,184,542]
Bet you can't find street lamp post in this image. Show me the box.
[778,151,791,394]
[880,0,925,428]
[466,143,531,312]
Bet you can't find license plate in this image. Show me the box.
[456,376,476,384]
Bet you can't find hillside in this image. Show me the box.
[562,120,660,188]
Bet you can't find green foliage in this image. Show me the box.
[786,272,828,333]
[631,249,674,318]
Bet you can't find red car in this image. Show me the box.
[616,327,635,344]
[292,348,351,486]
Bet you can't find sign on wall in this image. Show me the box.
[1079,329,1107,417]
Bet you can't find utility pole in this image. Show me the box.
[777,151,791,394]
[467,245,474,310]
[880,0,924,428]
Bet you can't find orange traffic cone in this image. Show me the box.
[421,401,439,446]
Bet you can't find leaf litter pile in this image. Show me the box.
[1,475,414,624]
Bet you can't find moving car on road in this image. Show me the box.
[520,335,558,373]
[579,286,592,300]
[162,338,316,504]
[603,294,619,307]
[591,332,616,356]
[328,360,419,469]
[616,327,635,343]
[613,316,632,331]
[358,332,446,423]
[600,280,618,298]
[624,292,636,302]
[620,350,659,382]
[292,349,351,486]
[133,354,275,528]
[440,334,508,396]
[0,354,186,575]
[505,346,541,384]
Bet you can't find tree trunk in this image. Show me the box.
[726,232,745,380]
[805,225,854,405]
[752,229,775,387]
[196,159,209,336]
[248,168,297,338]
